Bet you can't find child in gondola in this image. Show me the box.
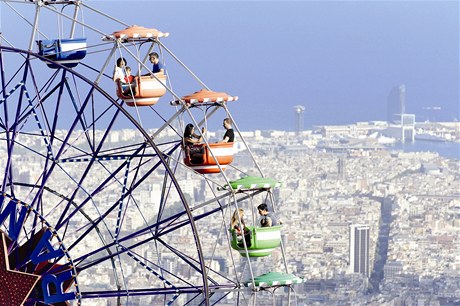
[122,66,136,96]
[124,66,134,83]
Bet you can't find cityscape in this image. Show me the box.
[5,116,459,305]
[243,121,459,305]
[0,0,457,304]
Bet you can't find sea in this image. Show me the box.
[390,140,460,160]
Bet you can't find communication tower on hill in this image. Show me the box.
[294,105,306,135]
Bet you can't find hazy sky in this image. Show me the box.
[1,1,459,131]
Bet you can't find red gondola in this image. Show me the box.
[116,74,167,106]
[183,142,234,174]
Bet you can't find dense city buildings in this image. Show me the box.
[3,121,459,305]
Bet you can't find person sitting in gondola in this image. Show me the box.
[113,57,136,96]
[142,52,164,77]
[257,203,279,227]
[124,66,134,83]
[149,52,164,74]
[231,208,251,247]
[183,123,206,164]
[122,66,137,96]
[113,57,126,81]
[217,118,235,143]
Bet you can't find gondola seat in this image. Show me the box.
[116,74,167,106]
[183,142,234,174]
[230,225,282,257]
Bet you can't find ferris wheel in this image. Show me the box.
[0,1,304,305]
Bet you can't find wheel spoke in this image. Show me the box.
[0,2,274,301]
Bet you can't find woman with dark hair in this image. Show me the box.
[183,123,206,163]
[113,57,127,82]
[113,57,136,96]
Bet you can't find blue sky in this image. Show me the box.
[1,1,459,131]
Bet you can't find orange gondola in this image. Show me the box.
[106,25,170,106]
[175,89,238,173]
[116,74,167,106]
[184,142,234,174]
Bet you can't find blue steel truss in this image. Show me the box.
[0,46,243,305]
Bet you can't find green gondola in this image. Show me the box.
[220,175,281,191]
[242,271,305,288]
[230,225,282,257]
[224,176,282,257]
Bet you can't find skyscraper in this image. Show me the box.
[387,84,406,123]
[399,84,406,115]
[349,224,370,276]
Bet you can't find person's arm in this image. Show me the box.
[113,68,119,82]
[260,215,273,227]
[113,67,125,82]
[190,134,201,142]
[260,216,267,227]
[266,217,273,227]
[218,136,230,143]
[192,127,206,142]
[184,137,198,145]
[218,129,230,143]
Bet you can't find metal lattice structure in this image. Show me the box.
[0,1,295,305]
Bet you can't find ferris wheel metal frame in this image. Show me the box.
[0,1,296,305]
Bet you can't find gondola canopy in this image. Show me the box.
[219,176,281,191]
[105,25,169,41]
[171,89,238,106]
[242,272,305,288]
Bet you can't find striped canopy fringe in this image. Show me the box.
[242,272,305,288]
[171,89,238,106]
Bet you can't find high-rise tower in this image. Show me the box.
[399,84,406,115]
[293,105,306,135]
[387,84,406,123]
[349,224,370,276]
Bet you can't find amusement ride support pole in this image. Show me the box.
[28,3,40,51]
[69,1,80,39]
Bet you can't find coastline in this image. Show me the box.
[389,140,460,160]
